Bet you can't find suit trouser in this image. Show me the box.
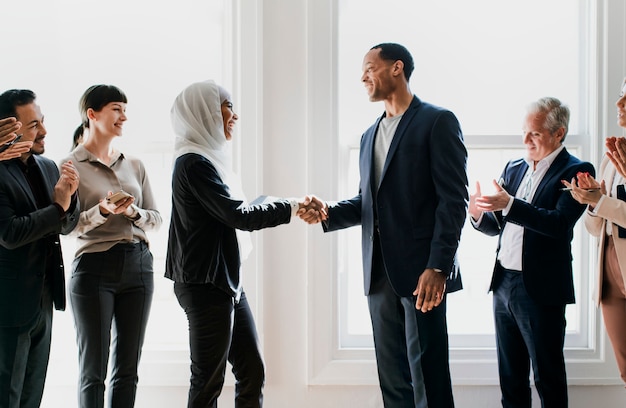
[367,234,454,408]
[174,284,264,408]
[493,266,567,408]
[601,235,626,385]
[70,242,154,408]
[0,283,52,408]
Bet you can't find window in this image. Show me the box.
[305,0,620,385]
[337,0,587,349]
[0,0,229,390]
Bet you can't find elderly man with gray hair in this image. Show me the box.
[469,97,594,408]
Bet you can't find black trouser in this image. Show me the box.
[70,242,154,408]
[174,283,264,408]
[0,283,53,408]
[493,266,567,408]
[367,232,454,408]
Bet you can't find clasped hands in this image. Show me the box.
[296,195,327,224]
[561,136,626,207]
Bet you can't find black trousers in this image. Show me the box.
[0,283,53,408]
[367,232,454,408]
[174,283,264,408]
[493,266,567,408]
[70,242,154,408]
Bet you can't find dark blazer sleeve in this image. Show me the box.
[0,159,74,249]
[186,158,293,231]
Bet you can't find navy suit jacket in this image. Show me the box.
[324,96,468,297]
[474,148,594,305]
[0,156,79,327]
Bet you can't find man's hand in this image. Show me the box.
[413,268,447,313]
[54,161,80,211]
[469,181,483,220]
[297,195,328,224]
[475,179,512,212]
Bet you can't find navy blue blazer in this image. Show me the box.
[474,148,594,305]
[324,96,468,297]
[0,156,79,327]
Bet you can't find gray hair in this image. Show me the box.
[527,97,570,142]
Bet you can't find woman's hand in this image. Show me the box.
[99,191,135,217]
[606,136,626,178]
[562,173,605,207]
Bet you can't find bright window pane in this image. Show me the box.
[0,0,227,387]
[338,0,586,348]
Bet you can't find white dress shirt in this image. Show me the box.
[496,145,565,271]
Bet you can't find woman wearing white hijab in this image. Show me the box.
[166,80,320,408]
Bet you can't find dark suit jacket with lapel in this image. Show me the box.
[324,96,468,297]
[474,148,594,305]
[0,156,79,328]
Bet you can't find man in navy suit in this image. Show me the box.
[0,89,80,408]
[470,97,594,408]
[303,43,468,408]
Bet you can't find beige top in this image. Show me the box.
[584,156,626,304]
[61,145,162,257]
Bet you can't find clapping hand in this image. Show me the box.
[0,117,32,161]
[561,171,605,208]
[54,161,80,211]
[606,136,626,178]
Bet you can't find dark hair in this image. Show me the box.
[0,89,37,120]
[79,85,127,128]
[370,43,414,81]
[71,125,84,150]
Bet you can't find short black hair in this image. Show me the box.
[0,89,37,120]
[370,43,415,81]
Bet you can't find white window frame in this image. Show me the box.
[305,0,625,386]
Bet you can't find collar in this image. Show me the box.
[524,144,565,171]
[73,144,124,166]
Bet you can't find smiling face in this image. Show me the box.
[15,102,46,157]
[522,110,564,164]
[361,48,398,102]
[88,102,127,137]
[221,100,238,140]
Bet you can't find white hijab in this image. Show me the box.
[171,80,252,261]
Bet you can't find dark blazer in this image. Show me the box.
[165,153,295,298]
[474,148,594,305]
[324,96,468,297]
[0,156,79,328]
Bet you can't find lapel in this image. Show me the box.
[5,159,37,208]
[375,96,421,190]
[508,161,528,196]
[366,116,384,195]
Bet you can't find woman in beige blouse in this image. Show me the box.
[62,85,162,407]
[564,78,626,385]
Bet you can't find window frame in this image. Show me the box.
[306,0,625,386]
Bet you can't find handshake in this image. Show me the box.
[296,195,328,225]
